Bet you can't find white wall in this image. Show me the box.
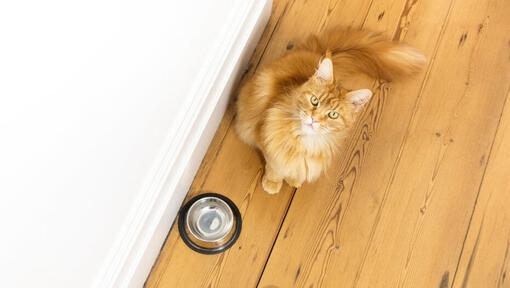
[0,0,270,287]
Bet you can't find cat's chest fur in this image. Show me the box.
[288,137,331,181]
[299,134,330,153]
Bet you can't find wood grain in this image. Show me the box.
[452,88,510,288]
[147,0,510,287]
[354,0,510,286]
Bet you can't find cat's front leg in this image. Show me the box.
[261,161,283,195]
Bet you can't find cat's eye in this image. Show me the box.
[328,111,339,119]
[310,95,319,106]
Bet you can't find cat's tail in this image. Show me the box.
[300,28,426,81]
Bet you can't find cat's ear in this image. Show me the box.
[314,55,334,83]
[347,89,372,112]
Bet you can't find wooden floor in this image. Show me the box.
[146,0,510,287]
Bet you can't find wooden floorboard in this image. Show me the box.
[452,88,510,288]
[146,0,510,287]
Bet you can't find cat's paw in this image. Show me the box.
[262,175,282,195]
[285,178,303,188]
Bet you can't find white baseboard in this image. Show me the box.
[92,0,272,287]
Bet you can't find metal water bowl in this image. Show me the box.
[178,193,242,254]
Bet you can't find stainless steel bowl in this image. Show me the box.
[178,193,242,254]
[186,196,233,242]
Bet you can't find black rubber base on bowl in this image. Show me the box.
[178,193,242,255]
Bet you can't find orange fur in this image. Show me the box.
[235,27,425,194]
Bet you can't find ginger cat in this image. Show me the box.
[235,28,426,194]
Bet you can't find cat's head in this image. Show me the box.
[292,55,372,138]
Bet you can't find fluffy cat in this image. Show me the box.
[235,28,426,194]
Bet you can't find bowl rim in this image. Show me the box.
[178,193,242,255]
